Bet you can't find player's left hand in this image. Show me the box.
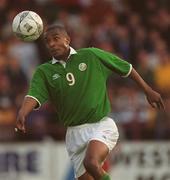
[145,88,165,110]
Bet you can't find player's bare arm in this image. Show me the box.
[16,97,38,133]
[129,68,165,110]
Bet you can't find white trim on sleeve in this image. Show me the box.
[25,95,41,110]
[122,64,133,78]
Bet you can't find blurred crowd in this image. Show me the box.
[0,0,170,141]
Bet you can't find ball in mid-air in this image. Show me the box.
[12,11,43,41]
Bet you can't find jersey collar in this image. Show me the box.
[52,47,77,64]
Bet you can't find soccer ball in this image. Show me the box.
[12,11,43,41]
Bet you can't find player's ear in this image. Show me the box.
[65,36,70,45]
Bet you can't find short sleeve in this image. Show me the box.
[90,48,132,77]
[26,68,49,109]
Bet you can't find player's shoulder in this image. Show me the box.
[77,47,100,52]
[85,47,116,57]
[76,47,103,56]
[77,47,91,53]
[35,60,53,72]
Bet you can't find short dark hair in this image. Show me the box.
[45,24,69,36]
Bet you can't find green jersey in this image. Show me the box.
[26,47,132,126]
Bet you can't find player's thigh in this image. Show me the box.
[84,140,109,164]
[78,172,94,180]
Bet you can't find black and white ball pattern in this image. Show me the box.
[12,11,43,41]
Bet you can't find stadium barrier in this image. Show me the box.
[0,140,170,180]
[110,142,170,180]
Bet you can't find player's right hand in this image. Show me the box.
[16,111,26,133]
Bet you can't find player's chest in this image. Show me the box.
[47,61,89,90]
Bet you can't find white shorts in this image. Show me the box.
[65,116,119,178]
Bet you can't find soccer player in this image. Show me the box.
[16,24,164,180]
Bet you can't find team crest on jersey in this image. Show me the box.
[79,63,87,71]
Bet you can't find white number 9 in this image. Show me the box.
[66,73,75,86]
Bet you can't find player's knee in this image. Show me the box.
[83,157,99,172]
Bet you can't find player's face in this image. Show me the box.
[44,30,70,60]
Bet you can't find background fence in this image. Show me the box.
[0,141,170,180]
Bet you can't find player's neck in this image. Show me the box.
[63,48,70,61]
[55,48,70,62]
